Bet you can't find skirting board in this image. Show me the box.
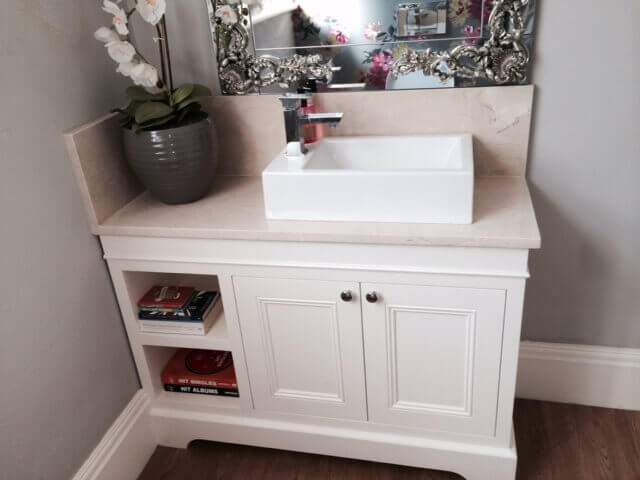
[71,390,156,480]
[72,341,640,480]
[517,341,640,411]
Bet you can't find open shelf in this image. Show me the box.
[123,271,230,350]
[137,309,231,351]
[143,345,242,410]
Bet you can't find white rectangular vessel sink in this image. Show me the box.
[262,134,474,224]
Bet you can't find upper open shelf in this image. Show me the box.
[122,271,230,351]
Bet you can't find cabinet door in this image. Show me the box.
[234,276,367,420]
[361,283,505,436]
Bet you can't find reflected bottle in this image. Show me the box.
[299,80,322,144]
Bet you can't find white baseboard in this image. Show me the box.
[71,390,156,480]
[71,343,640,480]
[517,341,640,411]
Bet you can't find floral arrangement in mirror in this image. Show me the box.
[94,0,218,205]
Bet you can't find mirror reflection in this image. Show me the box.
[247,0,535,91]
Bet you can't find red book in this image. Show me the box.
[161,349,238,390]
[138,286,195,310]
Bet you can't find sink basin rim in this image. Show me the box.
[264,134,474,176]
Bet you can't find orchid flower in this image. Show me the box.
[106,41,136,64]
[116,61,138,78]
[102,0,129,36]
[95,0,174,93]
[136,0,167,26]
[130,63,160,88]
[94,26,120,44]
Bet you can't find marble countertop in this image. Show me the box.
[98,175,541,249]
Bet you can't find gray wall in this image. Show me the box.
[2,4,633,476]
[169,0,640,349]
[13,0,638,476]
[524,0,640,348]
[0,2,139,480]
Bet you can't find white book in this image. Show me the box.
[140,298,222,336]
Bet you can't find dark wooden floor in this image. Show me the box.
[139,400,640,480]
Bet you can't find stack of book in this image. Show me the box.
[137,285,221,335]
[162,349,239,397]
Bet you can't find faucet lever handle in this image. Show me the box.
[278,93,313,110]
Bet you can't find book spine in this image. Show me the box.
[161,374,237,389]
[139,323,205,335]
[164,384,239,397]
[139,320,204,327]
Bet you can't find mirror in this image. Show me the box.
[208,0,536,95]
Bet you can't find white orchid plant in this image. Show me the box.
[95,0,211,132]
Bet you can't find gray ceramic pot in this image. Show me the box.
[123,118,218,205]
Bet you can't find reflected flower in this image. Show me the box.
[329,29,350,45]
[215,5,238,25]
[464,25,479,45]
[366,50,393,89]
[364,21,383,41]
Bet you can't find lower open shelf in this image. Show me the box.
[143,345,243,410]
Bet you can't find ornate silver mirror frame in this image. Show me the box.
[207,0,530,95]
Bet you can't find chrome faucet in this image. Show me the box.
[278,94,343,157]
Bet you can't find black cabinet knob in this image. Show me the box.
[366,292,378,303]
[340,290,353,302]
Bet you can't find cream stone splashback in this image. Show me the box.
[65,114,143,230]
[66,85,535,233]
[210,85,534,177]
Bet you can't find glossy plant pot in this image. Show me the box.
[123,118,218,205]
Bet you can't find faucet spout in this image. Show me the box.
[277,93,344,158]
[301,112,344,128]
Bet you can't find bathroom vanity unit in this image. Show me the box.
[66,87,539,480]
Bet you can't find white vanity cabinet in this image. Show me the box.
[234,276,506,437]
[100,235,533,480]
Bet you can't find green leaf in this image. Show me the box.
[171,84,194,105]
[176,97,203,111]
[126,101,141,116]
[136,114,175,132]
[191,84,212,98]
[125,86,162,102]
[134,102,174,124]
